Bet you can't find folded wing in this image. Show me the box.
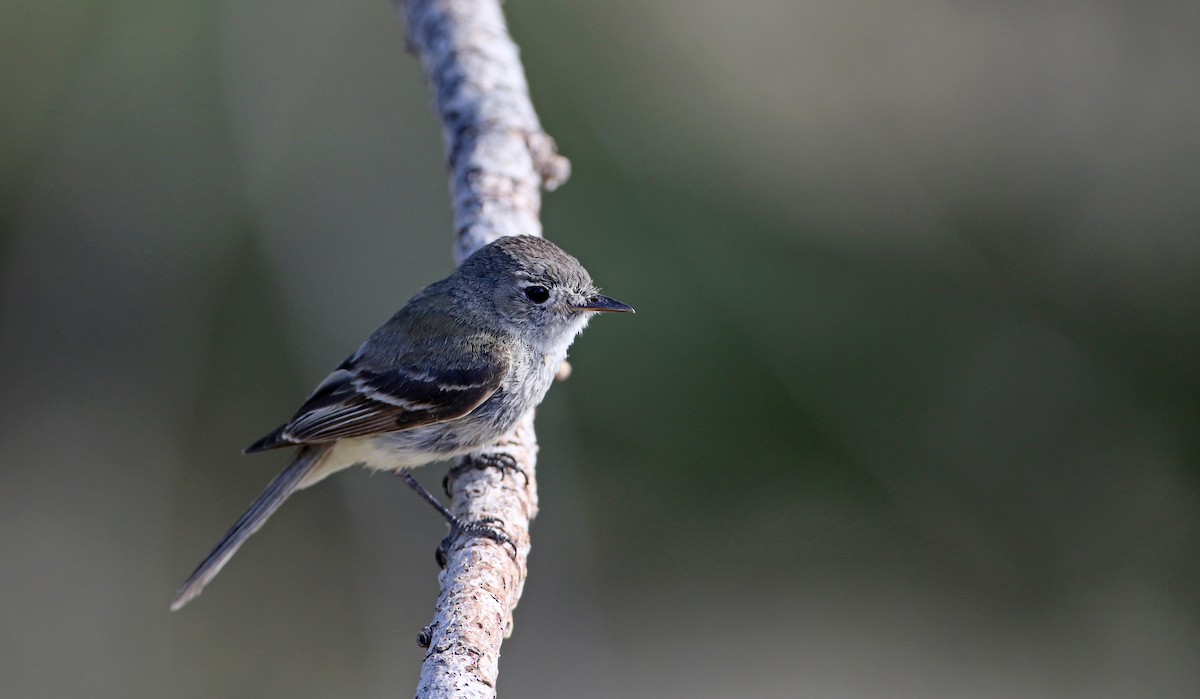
[246,343,507,453]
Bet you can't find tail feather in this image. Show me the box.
[170,447,326,611]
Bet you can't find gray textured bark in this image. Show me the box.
[394,1,569,696]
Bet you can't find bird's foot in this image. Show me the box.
[436,515,519,567]
[443,452,527,496]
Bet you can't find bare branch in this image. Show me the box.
[394,0,568,696]
[400,0,569,264]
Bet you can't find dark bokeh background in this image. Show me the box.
[3,1,1198,697]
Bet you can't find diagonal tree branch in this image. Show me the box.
[393,1,569,696]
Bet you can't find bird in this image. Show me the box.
[171,235,632,610]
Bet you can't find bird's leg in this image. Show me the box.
[394,469,518,566]
[396,468,457,523]
[443,452,527,497]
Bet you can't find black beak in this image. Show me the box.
[572,294,635,314]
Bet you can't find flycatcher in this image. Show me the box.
[171,235,632,610]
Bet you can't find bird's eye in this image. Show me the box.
[524,285,551,304]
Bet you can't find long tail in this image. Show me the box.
[170,446,328,611]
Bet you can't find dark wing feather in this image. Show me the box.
[246,346,506,452]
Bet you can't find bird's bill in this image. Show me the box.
[572,294,635,314]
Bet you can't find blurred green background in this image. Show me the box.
[2,1,1198,697]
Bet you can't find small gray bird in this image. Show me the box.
[171,235,632,610]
